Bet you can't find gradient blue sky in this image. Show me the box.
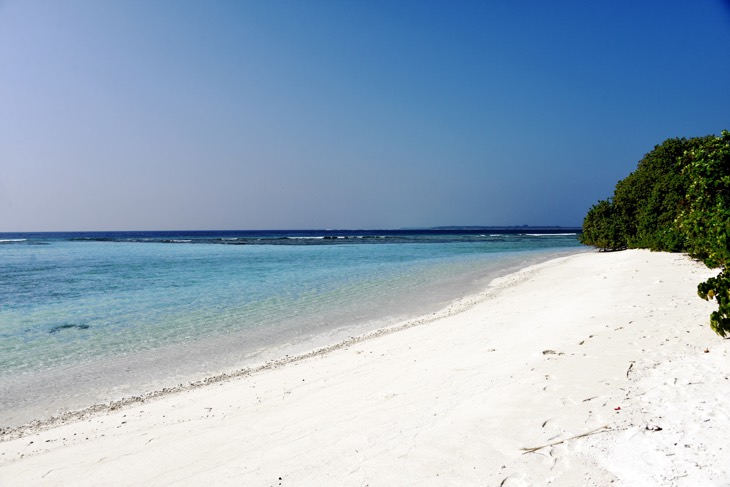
[2,1,729,231]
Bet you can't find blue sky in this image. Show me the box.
[1,1,729,231]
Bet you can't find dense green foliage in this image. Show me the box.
[677,131,730,268]
[580,130,730,336]
[578,200,626,251]
[579,137,707,251]
[677,131,730,336]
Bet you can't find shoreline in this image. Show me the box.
[0,246,584,431]
[2,249,728,485]
[0,250,581,440]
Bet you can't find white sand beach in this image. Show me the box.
[1,249,728,486]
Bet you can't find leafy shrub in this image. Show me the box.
[581,130,730,336]
[580,137,702,252]
[677,130,730,336]
[579,199,626,250]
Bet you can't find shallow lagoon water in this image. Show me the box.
[0,230,584,426]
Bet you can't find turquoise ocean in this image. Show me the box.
[0,229,584,427]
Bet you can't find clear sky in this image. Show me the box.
[1,0,729,231]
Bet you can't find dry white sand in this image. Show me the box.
[1,249,728,486]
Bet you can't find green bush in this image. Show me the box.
[580,137,702,252]
[581,130,730,336]
[677,130,730,336]
[579,199,626,250]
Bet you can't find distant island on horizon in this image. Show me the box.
[426,225,581,231]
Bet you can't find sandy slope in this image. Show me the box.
[1,249,727,486]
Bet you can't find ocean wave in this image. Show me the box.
[524,233,578,236]
[25,231,581,247]
[0,239,27,243]
[70,237,115,242]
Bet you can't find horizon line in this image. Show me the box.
[0,225,583,234]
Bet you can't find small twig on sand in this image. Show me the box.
[626,362,634,379]
[520,426,610,454]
